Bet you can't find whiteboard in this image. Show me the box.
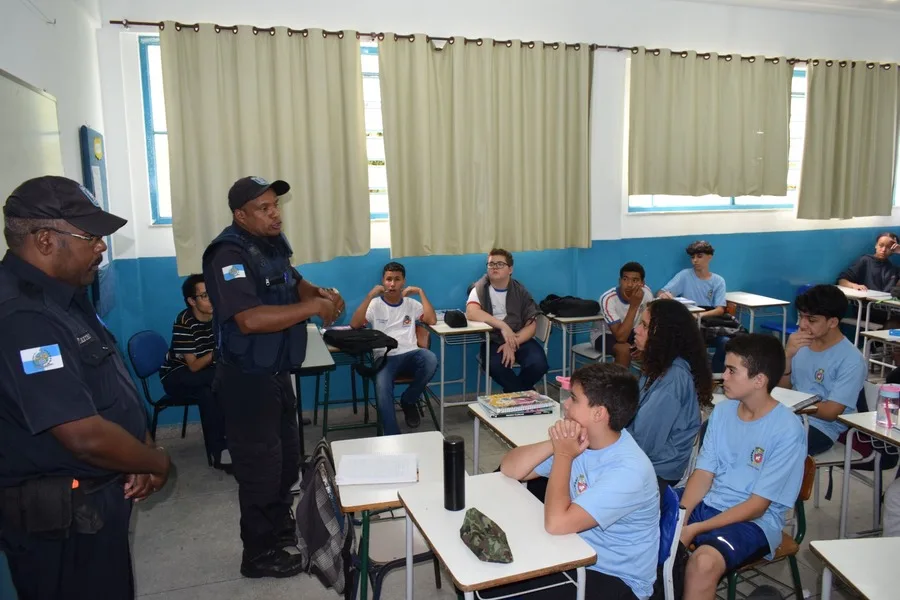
[0,69,64,254]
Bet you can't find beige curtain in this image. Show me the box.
[377,36,591,258]
[629,49,792,196]
[797,61,900,219]
[160,24,369,275]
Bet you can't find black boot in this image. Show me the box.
[240,548,304,578]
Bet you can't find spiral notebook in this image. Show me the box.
[335,453,418,485]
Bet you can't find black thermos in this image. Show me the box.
[443,435,465,511]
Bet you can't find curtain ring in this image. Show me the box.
[652,49,660,56]
[393,33,399,41]
[269,28,275,36]
[174,23,182,31]
[748,57,755,63]
[528,41,535,49]
[680,51,687,58]
[725,55,732,61]
[868,63,875,69]
[839,60,846,67]
[252,27,259,35]
[338,31,344,39]
[825,60,833,66]
[214,25,220,33]
[702,53,710,60]
[772,58,779,64]
[574,43,580,51]
[506,40,512,48]
[631,47,638,54]
[409,34,415,42]
[287,29,293,36]
[552,42,559,50]
[302,30,309,37]
[477,38,483,46]
[158,22,164,31]
[192,23,199,32]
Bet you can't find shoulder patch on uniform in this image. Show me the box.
[222,264,246,281]
[20,344,64,375]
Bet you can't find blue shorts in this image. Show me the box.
[678,491,770,571]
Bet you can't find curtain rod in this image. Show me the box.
[109,19,900,66]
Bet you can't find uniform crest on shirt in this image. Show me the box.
[750,446,765,467]
[574,474,588,495]
[222,264,246,281]
[20,344,64,375]
[707,288,714,301]
[815,368,825,383]
[402,315,412,327]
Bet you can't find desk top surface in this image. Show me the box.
[837,286,871,299]
[332,431,445,512]
[725,291,790,307]
[861,329,900,341]
[427,321,493,336]
[810,537,900,600]
[399,472,596,592]
[469,402,560,448]
[838,411,900,447]
[546,313,603,324]
[301,323,335,370]
[711,387,817,411]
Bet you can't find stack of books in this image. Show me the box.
[477,390,556,418]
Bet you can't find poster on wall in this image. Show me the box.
[79,126,116,317]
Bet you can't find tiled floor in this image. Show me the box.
[133,396,879,599]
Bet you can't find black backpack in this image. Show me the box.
[538,294,600,318]
[322,329,398,377]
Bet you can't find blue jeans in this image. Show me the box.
[711,335,728,373]
[486,338,549,393]
[375,349,438,435]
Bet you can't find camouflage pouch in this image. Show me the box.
[458,507,513,564]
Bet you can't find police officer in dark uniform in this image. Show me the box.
[0,176,172,599]
[202,176,343,578]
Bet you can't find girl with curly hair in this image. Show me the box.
[630,298,714,498]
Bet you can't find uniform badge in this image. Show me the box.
[750,446,765,467]
[222,264,246,281]
[574,474,588,495]
[20,344,64,375]
[402,315,412,326]
[815,368,825,383]
[251,176,269,185]
[707,288,714,301]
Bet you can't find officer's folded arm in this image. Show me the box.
[51,415,170,478]
[233,296,335,334]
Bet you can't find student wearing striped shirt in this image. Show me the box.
[161,274,229,471]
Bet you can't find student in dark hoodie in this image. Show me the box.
[837,232,900,296]
[630,299,714,500]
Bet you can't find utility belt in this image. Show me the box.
[0,473,122,539]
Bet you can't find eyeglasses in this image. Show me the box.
[193,292,209,300]
[32,227,103,246]
[487,262,509,269]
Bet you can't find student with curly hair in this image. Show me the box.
[630,298,714,498]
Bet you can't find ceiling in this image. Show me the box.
[680,0,900,16]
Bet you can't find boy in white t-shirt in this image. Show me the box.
[591,262,653,368]
[349,262,438,435]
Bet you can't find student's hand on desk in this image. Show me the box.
[658,290,673,300]
[549,420,589,458]
[401,286,422,297]
[497,343,516,368]
[500,324,519,350]
[851,283,868,292]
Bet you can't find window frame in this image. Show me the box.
[138,35,171,225]
[627,68,806,214]
[361,42,388,221]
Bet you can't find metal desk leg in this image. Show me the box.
[473,417,480,475]
[874,452,883,529]
[576,566,586,600]
[405,513,414,600]
[839,429,854,538]
[748,308,755,334]
[820,567,832,600]
[854,299,863,347]
[360,509,370,600]
[440,335,446,432]
[484,332,490,396]
[561,324,569,377]
[781,306,787,345]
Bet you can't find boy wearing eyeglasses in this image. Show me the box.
[161,274,229,471]
[467,248,548,393]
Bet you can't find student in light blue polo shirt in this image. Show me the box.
[778,285,866,455]
[658,240,728,372]
[500,364,659,600]
[680,334,807,600]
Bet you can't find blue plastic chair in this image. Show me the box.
[127,330,204,448]
[760,284,814,339]
[659,486,686,600]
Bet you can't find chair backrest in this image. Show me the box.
[534,314,551,346]
[797,284,814,297]
[797,455,816,503]
[415,325,430,349]
[658,485,683,565]
[127,330,169,380]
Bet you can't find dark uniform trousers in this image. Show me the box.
[2,484,134,600]
[215,362,300,555]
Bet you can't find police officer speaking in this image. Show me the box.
[202,176,344,579]
[0,176,172,599]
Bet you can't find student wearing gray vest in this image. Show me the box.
[466,248,548,393]
[202,176,343,579]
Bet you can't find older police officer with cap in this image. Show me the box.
[203,176,343,579]
[0,176,171,599]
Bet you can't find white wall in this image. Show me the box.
[95,0,900,258]
[2,0,104,190]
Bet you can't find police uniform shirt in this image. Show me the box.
[204,239,303,323]
[0,253,147,487]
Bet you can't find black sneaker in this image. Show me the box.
[240,548,305,579]
[402,403,421,428]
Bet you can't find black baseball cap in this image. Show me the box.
[4,176,127,236]
[228,176,290,211]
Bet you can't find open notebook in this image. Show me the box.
[335,453,418,486]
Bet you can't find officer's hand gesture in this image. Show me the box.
[320,287,346,319]
[316,297,337,326]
